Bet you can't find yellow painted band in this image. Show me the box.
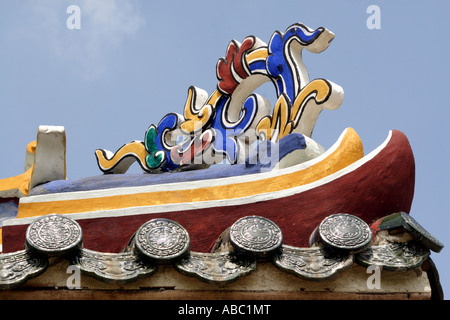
[17,128,363,218]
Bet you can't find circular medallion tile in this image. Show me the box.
[319,213,372,252]
[26,214,82,256]
[135,218,190,262]
[229,216,282,256]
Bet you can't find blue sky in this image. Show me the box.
[1,0,449,297]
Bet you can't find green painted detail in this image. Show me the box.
[144,125,165,169]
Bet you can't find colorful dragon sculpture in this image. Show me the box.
[95,23,342,174]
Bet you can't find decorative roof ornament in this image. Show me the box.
[0,250,48,290]
[72,248,156,284]
[94,23,342,173]
[0,214,439,289]
[355,242,431,272]
[272,245,354,281]
[0,22,444,298]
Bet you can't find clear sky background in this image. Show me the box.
[1,0,449,297]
